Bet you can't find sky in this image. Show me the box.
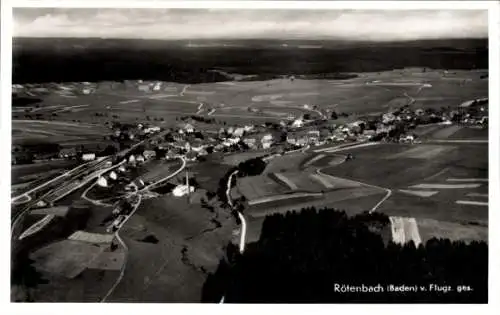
[13,9,488,41]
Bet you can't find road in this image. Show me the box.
[226,170,247,254]
[100,195,142,303]
[99,156,186,302]
[315,164,392,213]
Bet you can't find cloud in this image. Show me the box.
[13,9,488,40]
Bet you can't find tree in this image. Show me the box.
[330,111,338,120]
[203,208,488,303]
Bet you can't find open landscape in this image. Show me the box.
[9,7,490,304]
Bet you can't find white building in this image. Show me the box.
[144,126,161,134]
[233,127,245,137]
[291,119,304,128]
[172,185,195,197]
[153,82,162,91]
[136,155,145,163]
[82,153,96,161]
[109,171,118,180]
[244,125,255,132]
[97,176,108,188]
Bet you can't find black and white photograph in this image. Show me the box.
[1,0,499,310]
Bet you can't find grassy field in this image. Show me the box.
[12,120,111,145]
[139,160,182,183]
[105,194,236,302]
[323,143,488,225]
[13,68,487,129]
[263,152,312,173]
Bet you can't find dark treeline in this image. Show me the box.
[202,208,487,303]
[13,38,487,84]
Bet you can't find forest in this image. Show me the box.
[202,208,488,303]
[13,38,487,84]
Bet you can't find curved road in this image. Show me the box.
[99,156,186,302]
[226,170,246,254]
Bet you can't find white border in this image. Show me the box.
[1,1,499,315]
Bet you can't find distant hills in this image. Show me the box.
[12,37,488,84]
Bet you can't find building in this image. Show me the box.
[59,147,77,159]
[144,126,161,134]
[244,125,255,132]
[109,171,118,180]
[82,153,96,161]
[153,82,162,91]
[233,127,245,137]
[291,118,304,128]
[191,140,206,152]
[97,176,108,188]
[138,84,150,92]
[136,155,145,163]
[183,123,195,133]
[143,150,156,160]
[382,113,396,124]
[173,185,195,197]
[243,137,257,149]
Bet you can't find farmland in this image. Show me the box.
[102,192,237,302]
[13,67,487,131]
[322,142,488,238]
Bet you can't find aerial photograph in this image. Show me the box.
[9,6,489,304]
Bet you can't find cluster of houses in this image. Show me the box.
[122,100,489,165]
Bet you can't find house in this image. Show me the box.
[166,151,177,160]
[97,176,108,187]
[244,125,255,132]
[233,127,245,137]
[382,113,396,124]
[173,185,195,197]
[82,153,96,161]
[82,88,94,95]
[363,130,377,139]
[138,84,150,92]
[291,118,304,128]
[261,134,274,143]
[144,126,161,134]
[128,155,136,164]
[183,123,195,133]
[191,140,206,152]
[243,137,257,149]
[143,150,156,160]
[214,144,225,152]
[173,133,185,142]
[59,147,77,159]
[153,82,162,91]
[136,155,145,163]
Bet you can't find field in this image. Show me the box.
[11,160,78,185]
[139,160,182,183]
[322,142,488,228]
[103,193,236,302]
[13,68,487,132]
[11,120,111,146]
[414,124,488,141]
